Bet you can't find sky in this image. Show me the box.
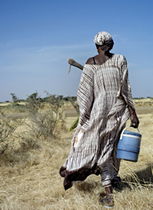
[0,0,153,102]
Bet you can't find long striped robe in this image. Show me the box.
[59,54,135,190]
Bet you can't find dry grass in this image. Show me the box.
[0,100,153,209]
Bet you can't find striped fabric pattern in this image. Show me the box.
[60,54,135,189]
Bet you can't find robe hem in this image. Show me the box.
[59,164,101,190]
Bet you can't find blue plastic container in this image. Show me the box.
[116,126,142,162]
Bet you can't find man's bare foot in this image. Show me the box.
[101,195,114,209]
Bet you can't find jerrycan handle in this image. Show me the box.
[120,125,140,140]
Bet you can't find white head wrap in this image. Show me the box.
[94,31,112,45]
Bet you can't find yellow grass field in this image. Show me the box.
[0,99,153,210]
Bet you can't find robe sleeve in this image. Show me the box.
[120,56,135,110]
[77,65,94,129]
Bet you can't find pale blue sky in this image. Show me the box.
[0,0,153,102]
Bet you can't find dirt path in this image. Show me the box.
[135,106,153,114]
[0,106,152,120]
[64,106,153,118]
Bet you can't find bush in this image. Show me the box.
[0,92,66,159]
[26,92,65,138]
[0,112,19,154]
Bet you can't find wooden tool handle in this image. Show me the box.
[67,58,83,70]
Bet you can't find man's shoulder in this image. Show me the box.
[86,57,95,64]
[113,54,127,65]
[113,54,125,59]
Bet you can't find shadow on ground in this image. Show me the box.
[68,165,153,194]
[121,164,153,190]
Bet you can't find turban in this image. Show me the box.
[94,31,113,46]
